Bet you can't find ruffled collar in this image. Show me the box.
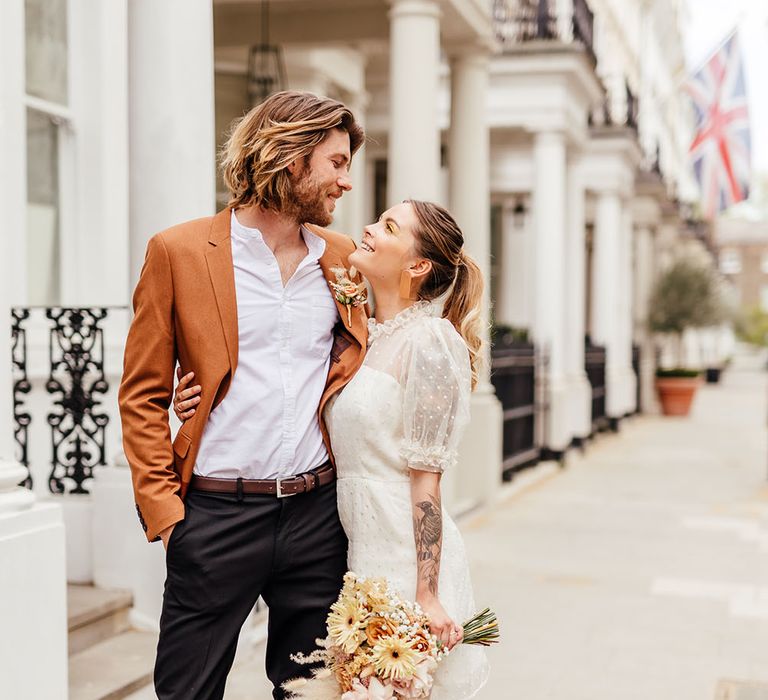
[367,301,438,345]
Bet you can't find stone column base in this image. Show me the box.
[91,459,166,629]
[607,367,638,421]
[58,493,93,583]
[0,502,67,699]
[452,385,502,515]
[565,371,593,441]
[544,376,571,455]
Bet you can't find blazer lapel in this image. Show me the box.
[205,208,239,373]
[317,246,368,349]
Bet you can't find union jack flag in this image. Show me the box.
[686,32,751,218]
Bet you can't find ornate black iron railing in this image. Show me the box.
[650,143,663,177]
[491,338,542,480]
[591,79,640,130]
[632,343,641,414]
[626,81,639,131]
[572,0,595,60]
[11,307,118,494]
[585,336,608,433]
[495,0,597,65]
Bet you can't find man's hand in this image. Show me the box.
[159,523,177,551]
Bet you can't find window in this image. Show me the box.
[719,248,741,275]
[25,0,69,306]
[27,111,61,305]
[25,0,68,104]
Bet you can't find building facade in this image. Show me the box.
[1,0,711,695]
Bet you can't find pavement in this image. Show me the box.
[136,349,768,699]
[467,349,768,700]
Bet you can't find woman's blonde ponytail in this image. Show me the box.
[442,252,484,389]
[406,200,486,390]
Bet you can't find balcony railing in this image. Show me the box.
[491,330,544,479]
[11,307,124,494]
[572,0,595,56]
[626,81,639,130]
[585,336,609,434]
[494,0,597,65]
[632,343,642,414]
[591,79,640,131]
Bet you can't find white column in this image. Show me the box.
[446,47,501,512]
[349,94,370,242]
[634,224,658,412]
[335,89,369,243]
[0,6,67,695]
[591,191,628,421]
[564,158,592,440]
[532,131,570,452]
[98,0,216,626]
[0,0,27,305]
[0,0,28,481]
[554,0,574,41]
[388,0,441,202]
[618,209,637,414]
[128,0,217,291]
[449,48,492,370]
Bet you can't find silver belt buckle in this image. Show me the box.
[276,477,296,498]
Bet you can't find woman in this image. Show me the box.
[174,199,490,699]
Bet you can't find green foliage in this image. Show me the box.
[655,368,701,379]
[491,324,530,346]
[735,306,768,347]
[648,260,725,336]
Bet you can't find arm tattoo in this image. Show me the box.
[413,493,442,596]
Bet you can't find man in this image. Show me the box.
[118,91,367,699]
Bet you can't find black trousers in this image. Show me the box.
[154,479,348,700]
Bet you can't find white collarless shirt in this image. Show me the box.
[194,210,340,479]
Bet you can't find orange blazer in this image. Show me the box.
[118,207,368,541]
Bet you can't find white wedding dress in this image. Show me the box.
[325,301,490,700]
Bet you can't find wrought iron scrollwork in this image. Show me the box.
[45,308,110,494]
[515,0,557,42]
[11,308,32,488]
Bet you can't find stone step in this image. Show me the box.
[68,584,133,656]
[69,629,158,700]
[123,638,275,700]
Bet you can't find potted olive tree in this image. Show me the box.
[648,259,725,416]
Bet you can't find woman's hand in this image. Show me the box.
[417,594,464,651]
[173,368,201,422]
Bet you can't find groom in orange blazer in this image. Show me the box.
[119,92,366,699]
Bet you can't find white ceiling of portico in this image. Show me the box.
[213,0,493,50]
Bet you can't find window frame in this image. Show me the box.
[23,0,76,307]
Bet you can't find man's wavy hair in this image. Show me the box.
[220,91,365,211]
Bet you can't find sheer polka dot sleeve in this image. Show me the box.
[398,318,472,473]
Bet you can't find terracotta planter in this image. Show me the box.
[655,376,700,416]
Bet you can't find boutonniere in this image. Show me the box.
[328,266,368,326]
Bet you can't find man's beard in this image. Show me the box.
[285,166,335,227]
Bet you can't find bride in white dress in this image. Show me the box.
[173,200,490,699]
[325,200,489,699]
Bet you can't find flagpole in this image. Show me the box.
[688,25,739,77]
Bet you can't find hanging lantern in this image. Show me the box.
[247,0,286,106]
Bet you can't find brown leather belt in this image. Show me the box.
[189,461,335,498]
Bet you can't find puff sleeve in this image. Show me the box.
[398,318,472,473]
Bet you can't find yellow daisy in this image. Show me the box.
[372,636,419,681]
[327,596,366,654]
